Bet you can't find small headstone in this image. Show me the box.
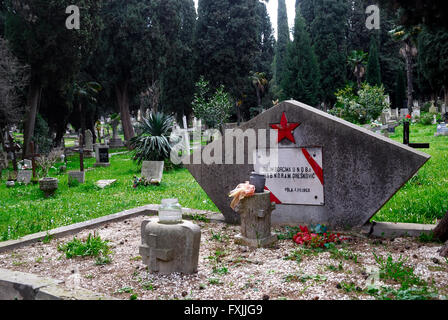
[94,144,110,167]
[21,159,32,169]
[6,181,15,188]
[95,179,116,189]
[435,123,448,137]
[84,130,93,151]
[68,171,86,184]
[412,107,421,119]
[16,170,32,184]
[400,108,409,119]
[429,102,437,114]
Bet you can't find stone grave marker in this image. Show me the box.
[95,179,116,189]
[94,144,110,167]
[435,123,448,137]
[16,170,32,184]
[84,130,94,157]
[185,100,430,229]
[400,108,409,119]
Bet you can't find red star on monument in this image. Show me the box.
[270,112,300,143]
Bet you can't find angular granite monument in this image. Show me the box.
[186,100,430,229]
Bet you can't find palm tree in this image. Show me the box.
[390,25,421,113]
[250,71,269,113]
[347,50,368,89]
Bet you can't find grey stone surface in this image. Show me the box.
[366,221,435,238]
[95,144,110,165]
[435,123,448,137]
[16,170,32,184]
[68,171,86,184]
[186,100,431,229]
[0,268,62,300]
[84,130,93,151]
[95,179,116,189]
[139,218,201,274]
[141,160,164,182]
[234,191,277,248]
[0,268,114,300]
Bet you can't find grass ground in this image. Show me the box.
[0,122,447,241]
[0,150,217,241]
[374,122,448,224]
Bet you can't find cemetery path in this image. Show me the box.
[0,216,447,300]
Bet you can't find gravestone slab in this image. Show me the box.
[94,145,110,167]
[16,170,32,184]
[435,123,448,136]
[186,100,430,229]
[95,179,116,189]
[84,130,93,151]
[68,171,85,184]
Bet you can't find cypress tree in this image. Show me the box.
[281,9,320,106]
[195,0,259,100]
[296,0,315,28]
[255,1,275,79]
[274,0,290,91]
[366,36,382,86]
[310,0,348,107]
[160,0,197,120]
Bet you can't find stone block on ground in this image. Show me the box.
[16,170,32,184]
[95,179,116,189]
[234,191,277,248]
[68,171,85,184]
[139,218,201,274]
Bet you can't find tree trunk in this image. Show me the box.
[433,211,448,242]
[115,81,135,144]
[79,102,86,144]
[405,43,414,114]
[22,75,42,158]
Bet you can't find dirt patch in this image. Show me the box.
[0,216,447,300]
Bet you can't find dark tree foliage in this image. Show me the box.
[160,0,197,121]
[254,0,275,80]
[418,26,448,104]
[4,0,103,156]
[274,0,290,91]
[366,35,382,86]
[378,0,448,29]
[281,9,320,106]
[194,0,259,101]
[296,0,314,28]
[98,0,180,142]
[310,0,348,107]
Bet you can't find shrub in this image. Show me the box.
[130,112,174,164]
[58,232,112,264]
[419,112,434,125]
[329,83,389,125]
[192,77,233,130]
